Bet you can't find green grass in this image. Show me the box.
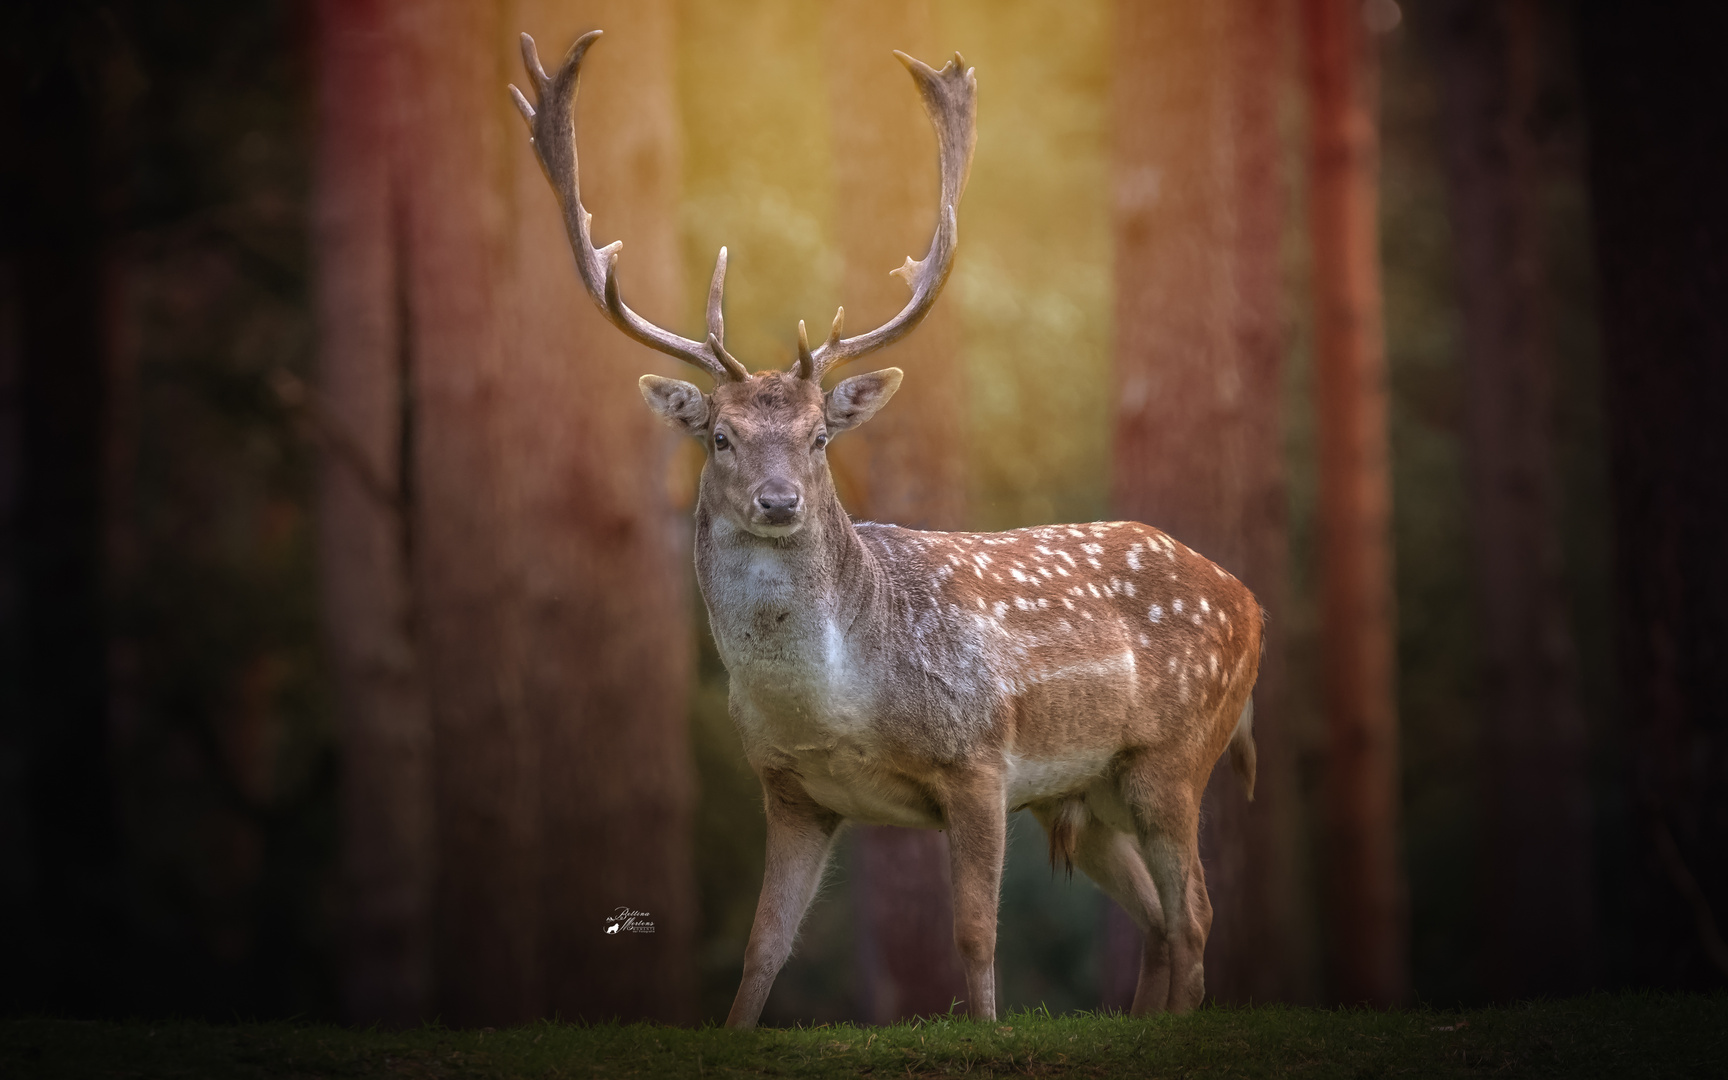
[3,994,1722,1078]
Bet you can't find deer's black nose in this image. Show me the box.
[754,480,802,522]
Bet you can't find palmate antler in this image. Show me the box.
[510,30,976,385]
[511,31,746,383]
[792,49,977,383]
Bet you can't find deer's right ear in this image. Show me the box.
[826,367,903,433]
[639,375,711,437]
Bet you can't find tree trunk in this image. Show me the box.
[827,0,971,1023]
[1577,0,1728,990]
[393,0,542,1024]
[312,0,434,1025]
[1298,0,1409,1007]
[1110,0,1309,1005]
[1221,0,1315,1006]
[312,0,697,1024]
[508,0,697,1025]
[1426,0,1593,1000]
[0,32,123,1014]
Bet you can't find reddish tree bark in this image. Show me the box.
[1426,0,1593,999]
[1219,0,1314,1006]
[393,0,542,1024]
[312,0,435,1025]
[1109,0,1309,1005]
[314,0,696,1024]
[826,0,970,1023]
[508,0,697,1025]
[1299,0,1409,1007]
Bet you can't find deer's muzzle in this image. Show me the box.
[751,479,804,530]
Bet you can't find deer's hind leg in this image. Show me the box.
[1119,764,1208,1014]
[1060,815,1174,1015]
[726,769,843,1029]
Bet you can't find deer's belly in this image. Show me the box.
[1003,749,1115,809]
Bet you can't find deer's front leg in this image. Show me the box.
[943,766,1007,1021]
[726,769,842,1029]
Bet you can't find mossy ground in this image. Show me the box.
[3,993,1722,1079]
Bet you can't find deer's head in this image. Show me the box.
[510,30,975,538]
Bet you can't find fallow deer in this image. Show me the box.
[510,28,1262,1027]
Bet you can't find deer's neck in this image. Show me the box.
[694,490,878,671]
[694,487,870,632]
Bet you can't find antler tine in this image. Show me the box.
[511,30,746,383]
[796,321,814,380]
[799,51,977,383]
[706,247,748,380]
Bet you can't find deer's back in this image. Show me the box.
[859,520,1262,805]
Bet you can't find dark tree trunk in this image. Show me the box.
[312,0,434,1025]
[1577,0,1728,989]
[0,32,122,1014]
[1298,0,1409,1007]
[1426,0,1594,1000]
[827,0,971,1023]
[1110,0,1310,1005]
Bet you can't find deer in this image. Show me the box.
[510,28,1263,1028]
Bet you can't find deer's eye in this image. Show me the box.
[812,432,829,451]
[714,430,731,451]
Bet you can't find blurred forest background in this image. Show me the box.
[3,0,1725,1027]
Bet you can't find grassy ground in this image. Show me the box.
[2,994,1722,1079]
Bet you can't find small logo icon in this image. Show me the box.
[605,906,656,935]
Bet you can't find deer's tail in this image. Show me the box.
[1228,697,1258,801]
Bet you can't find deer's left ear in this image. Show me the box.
[826,368,903,433]
[640,375,711,437]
